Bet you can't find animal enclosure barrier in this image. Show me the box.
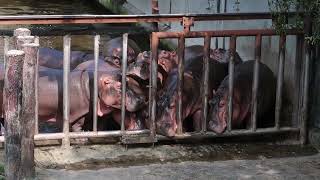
[0,13,310,148]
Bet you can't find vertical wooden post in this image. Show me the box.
[62,35,71,148]
[20,43,39,179]
[13,28,31,48]
[4,50,25,180]
[16,36,35,50]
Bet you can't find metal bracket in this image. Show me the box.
[181,17,194,33]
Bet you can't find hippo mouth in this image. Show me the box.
[208,109,227,134]
[97,98,114,117]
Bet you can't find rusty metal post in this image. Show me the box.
[21,43,39,179]
[151,0,159,31]
[300,42,310,145]
[121,34,128,132]
[293,35,304,128]
[62,35,71,148]
[275,35,286,130]
[227,36,236,132]
[149,33,159,138]
[4,50,25,180]
[93,35,100,132]
[202,35,211,133]
[177,36,185,135]
[251,34,262,131]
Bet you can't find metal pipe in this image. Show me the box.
[275,35,286,129]
[251,34,262,131]
[93,35,100,132]
[121,33,128,132]
[154,29,302,39]
[150,33,159,138]
[177,36,185,135]
[300,42,310,145]
[202,35,211,133]
[62,35,71,148]
[0,127,299,143]
[227,36,236,132]
[293,35,304,128]
[0,12,302,25]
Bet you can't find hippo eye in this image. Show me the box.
[114,59,120,65]
[218,101,225,107]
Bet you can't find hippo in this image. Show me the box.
[208,60,276,134]
[39,47,103,70]
[74,60,147,113]
[111,110,145,130]
[156,56,228,137]
[103,37,141,67]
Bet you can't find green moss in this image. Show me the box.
[0,164,4,180]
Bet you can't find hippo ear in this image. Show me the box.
[212,89,216,96]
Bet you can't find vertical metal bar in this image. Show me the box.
[93,35,100,132]
[62,35,71,148]
[275,35,286,130]
[227,36,236,132]
[177,36,185,135]
[300,42,310,145]
[293,35,304,128]
[149,33,159,138]
[34,40,39,135]
[251,34,262,131]
[121,34,128,132]
[202,35,211,133]
[4,36,9,70]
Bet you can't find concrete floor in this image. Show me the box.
[37,153,320,180]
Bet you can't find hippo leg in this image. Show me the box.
[192,110,202,132]
[71,117,89,145]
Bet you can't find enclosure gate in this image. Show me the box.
[0,13,310,147]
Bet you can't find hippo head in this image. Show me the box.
[125,77,147,112]
[98,72,122,116]
[208,86,242,134]
[136,51,151,63]
[210,48,242,65]
[158,50,177,74]
[103,37,141,67]
[208,88,228,134]
[156,71,179,137]
[126,60,150,81]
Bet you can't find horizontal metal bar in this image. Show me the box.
[0,127,299,142]
[0,12,302,25]
[154,29,303,39]
[157,127,300,140]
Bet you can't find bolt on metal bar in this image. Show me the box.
[93,35,100,132]
[201,35,211,133]
[275,35,286,130]
[149,33,159,138]
[228,36,236,132]
[62,35,71,148]
[177,36,185,135]
[251,34,262,132]
[121,33,128,133]
[300,42,310,145]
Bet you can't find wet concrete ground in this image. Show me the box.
[37,153,320,180]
